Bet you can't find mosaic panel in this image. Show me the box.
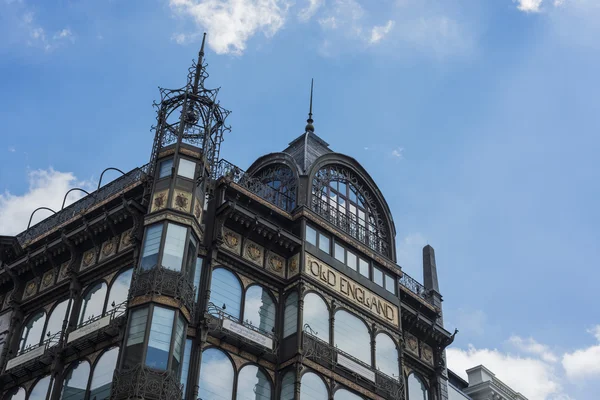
[287,253,300,278]
[405,332,419,357]
[23,279,38,300]
[222,228,242,255]
[119,229,134,251]
[99,237,118,261]
[151,189,169,213]
[172,190,192,213]
[40,270,55,291]
[80,248,97,270]
[243,239,264,268]
[266,251,285,277]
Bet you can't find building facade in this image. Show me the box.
[448,366,528,400]
[0,39,456,400]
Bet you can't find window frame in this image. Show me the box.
[157,158,174,180]
[305,225,332,255]
[177,157,197,180]
[241,284,277,335]
[139,222,198,278]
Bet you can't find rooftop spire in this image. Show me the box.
[305,78,315,133]
[192,33,207,94]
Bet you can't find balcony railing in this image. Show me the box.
[302,326,404,400]
[5,331,61,373]
[399,272,435,307]
[213,159,296,212]
[67,302,127,346]
[110,364,182,400]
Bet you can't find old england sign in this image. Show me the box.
[304,254,399,326]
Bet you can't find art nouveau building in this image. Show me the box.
[0,37,456,400]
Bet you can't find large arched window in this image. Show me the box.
[60,361,90,400]
[300,372,327,400]
[236,364,272,400]
[303,293,329,342]
[407,373,429,400]
[254,164,297,211]
[209,268,242,319]
[334,310,371,365]
[19,311,46,353]
[5,387,26,400]
[335,389,364,400]
[375,333,399,379]
[311,165,389,256]
[90,347,119,400]
[280,371,295,400]
[198,348,235,400]
[283,292,298,338]
[29,375,52,400]
[78,282,107,325]
[45,300,69,343]
[243,285,276,333]
[106,268,133,312]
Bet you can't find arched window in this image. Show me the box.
[90,347,119,400]
[60,361,90,400]
[407,373,428,400]
[303,293,329,342]
[243,285,276,333]
[198,348,234,400]
[29,375,52,400]
[106,268,133,312]
[375,333,398,379]
[5,387,26,400]
[283,292,298,338]
[335,389,364,400]
[45,300,69,343]
[334,310,371,365]
[78,282,107,325]
[19,311,46,353]
[236,364,272,400]
[254,164,297,211]
[209,268,242,319]
[280,371,295,400]
[300,372,327,400]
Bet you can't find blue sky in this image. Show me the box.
[1,0,599,398]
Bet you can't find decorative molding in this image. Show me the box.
[22,279,38,300]
[266,251,285,277]
[119,229,134,252]
[405,332,419,357]
[172,190,192,213]
[287,253,299,278]
[222,227,242,255]
[243,239,264,267]
[80,248,97,270]
[99,237,118,262]
[40,269,55,291]
[150,189,169,213]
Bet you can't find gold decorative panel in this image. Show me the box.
[119,229,134,251]
[99,238,118,261]
[405,332,419,356]
[266,251,285,277]
[81,249,97,270]
[287,253,299,278]
[222,228,242,255]
[421,343,434,365]
[172,190,192,213]
[58,261,70,281]
[40,270,55,291]
[243,240,264,267]
[151,190,168,213]
[23,279,38,300]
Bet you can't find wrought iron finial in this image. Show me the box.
[305,78,314,133]
[193,33,207,94]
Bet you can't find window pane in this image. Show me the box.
[334,243,345,263]
[159,159,173,179]
[300,372,327,400]
[209,269,242,319]
[385,274,396,294]
[306,226,317,246]
[124,307,148,369]
[30,376,51,400]
[280,371,295,400]
[79,282,107,325]
[243,286,276,333]
[303,293,329,342]
[335,389,363,400]
[334,310,371,365]
[60,361,90,400]
[318,233,330,254]
[283,292,298,338]
[90,348,119,400]
[146,307,175,371]
[107,269,133,312]
[178,159,196,179]
[171,315,186,373]
[376,334,398,379]
[141,224,163,270]
[7,388,26,400]
[359,259,369,278]
[236,365,272,400]
[20,311,46,352]
[185,235,198,283]
[346,251,357,271]
[198,348,234,400]
[194,257,203,302]
[373,267,384,287]
[180,339,192,399]
[163,223,187,271]
[45,300,69,341]
[408,374,428,400]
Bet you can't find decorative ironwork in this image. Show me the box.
[399,272,434,306]
[16,330,61,357]
[74,301,127,331]
[214,159,296,212]
[130,266,196,317]
[253,165,297,211]
[110,364,183,400]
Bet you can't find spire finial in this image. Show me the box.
[305,78,314,133]
[193,33,207,94]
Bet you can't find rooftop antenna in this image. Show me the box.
[305,78,314,133]
[193,33,207,94]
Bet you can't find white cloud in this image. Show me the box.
[369,20,394,44]
[169,0,290,55]
[562,325,600,381]
[8,147,16,153]
[53,28,73,41]
[318,16,337,30]
[298,0,324,21]
[391,146,404,159]
[508,335,559,363]
[0,168,90,235]
[515,0,544,13]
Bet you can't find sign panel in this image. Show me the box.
[6,345,45,370]
[304,254,399,325]
[67,315,111,343]
[223,319,273,349]
[338,353,376,382]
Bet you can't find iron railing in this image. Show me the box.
[74,301,128,331]
[110,364,182,400]
[399,272,434,306]
[15,331,61,358]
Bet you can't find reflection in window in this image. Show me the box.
[300,372,327,400]
[334,310,371,365]
[6,387,26,400]
[90,347,119,400]
[375,333,398,379]
[198,348,234,400]
[243,286,276,333]
[283,292,298,338]
[29,375,51,400]
[193,257,203,302]
[60,361,90,400]
[79,282,107,325]
[385,273,396,294]
[305,226,317,246]
[334,243,345,263]
[280,371,295,400]
[236,365,272,400]
[171,315,186,373]
[303,293,329,342]
[254,164,297,211]
[346,251,357,271]
[209,269,242,319]
[335,389,364,400]
[19,311,46,352]
[180,339,192,398]
[107,268,133,312]
[373,267,383,287]
[318,233,330,254]
[124,307,149,368]
[358,258,369,278]
[158,159,173,179]
[162,223,187,271]
[178,159,196,179]
[146,307,175,370]
[408,373,429,400]
[141,224,163,270]
[45,300,69,340]
[185,235,198,284]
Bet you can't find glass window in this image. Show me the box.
[306,226,317,246]
[162,223,187,271]
[107,268,133,312]
[373,267,384,287]
[375,333,398,379]
[346,251,357,271]
[146,307,175,370]
[318,233,330,254]
[335,389,363,400]
[171,315,186,373]
[243,286,276,333]
[209,269,242,319]
[385,273,396,294]
[45,299,69,341]
[124,307,149,368]
[408,374,429,400]
[283,292,298,338]
[236,365,272,400]
[194,257,203,302]
[334,310,371,365]
[334,243,345,263]
[300,372,327,400]
[20,311,46,352]
[178,158,196,179]
[198,348,234,400]
[185,235,198,283]
[30,375,52,400]
[141,224,163,270]
[303,293,329,342]
[60,361,90,400]
[79,282,107,326]
[180,339,192,399]
[90,347,119,400]
[6,387,26,400]
[359,258,369,278]
[280,371,295,400]
[159,159,173,179]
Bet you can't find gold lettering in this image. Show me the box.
[327,270,336,286]
[310,261,320,277]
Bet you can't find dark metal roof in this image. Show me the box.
[282,132,332,173]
